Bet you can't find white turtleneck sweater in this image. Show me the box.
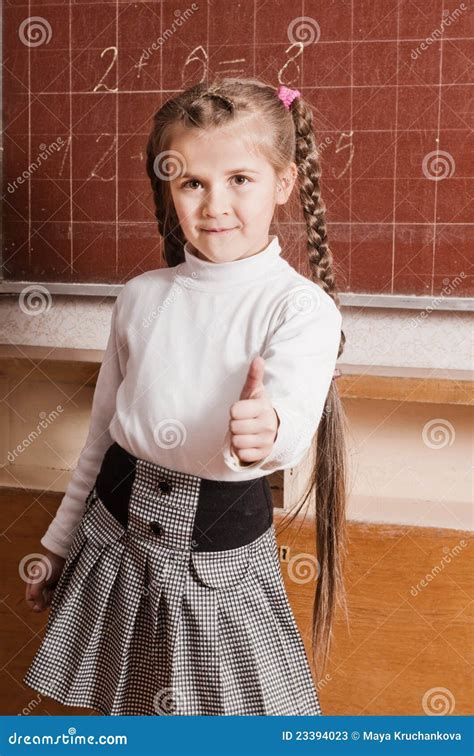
[41,235,342,558]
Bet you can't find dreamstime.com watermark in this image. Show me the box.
[18,16,52,47]
[153,686,186,715]
[318,135,335,155]
[153,418,187,449]
[142,273,198,328]
[8,727,127,746]
[422,686,456,715]
[422,418,455,449]
[410,539,468,597]
[286,284,322,316]
[287,551,321,584]
[139,3,199,61]
[410,272,466,327]
[315,672,333,694]
[18,284,53,315]
[7,406,64,462]
[422,150,455,180]
[287,16,321,46]
[5,138,65,196]
[273,417,314,465]
[19,693,43,716]
[411,4,467,60]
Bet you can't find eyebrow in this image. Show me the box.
[179,168,261,179]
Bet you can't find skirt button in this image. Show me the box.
[149,521,163,536]
[158,480,171,494]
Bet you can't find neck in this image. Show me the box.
[178,235,285,291]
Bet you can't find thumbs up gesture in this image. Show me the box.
[229,356,280,465]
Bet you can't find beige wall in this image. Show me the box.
[1,348,472,531]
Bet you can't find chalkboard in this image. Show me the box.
[2,0,473,297]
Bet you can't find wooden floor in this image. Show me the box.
[277,512,473,716]
[1,486,472,716]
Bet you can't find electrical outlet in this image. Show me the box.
[279,545,290,562]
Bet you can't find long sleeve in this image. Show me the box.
[222,287,342,475]
[40,292,127,558]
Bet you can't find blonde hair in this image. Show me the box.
[146,76,349,681]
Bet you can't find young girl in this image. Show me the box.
[23,77,348,717]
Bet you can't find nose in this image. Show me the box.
[202,186,230,218]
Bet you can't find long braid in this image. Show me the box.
[291,98,346,357]
[286,94,349,677]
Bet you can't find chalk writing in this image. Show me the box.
[93,46,118,93]
[89,134,117,181]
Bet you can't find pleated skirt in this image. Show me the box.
[23,442,322,716]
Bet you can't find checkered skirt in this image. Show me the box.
[24,457,322,716]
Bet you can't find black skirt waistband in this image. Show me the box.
[94,442,273,551]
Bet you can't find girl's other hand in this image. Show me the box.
[24,550,66,612]
[229,356,280,465]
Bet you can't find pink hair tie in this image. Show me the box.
[277,84,301,109]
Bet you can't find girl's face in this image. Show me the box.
[167,126,296,263]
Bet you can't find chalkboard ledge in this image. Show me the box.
[0,281,473,311]
[0,346,471,405]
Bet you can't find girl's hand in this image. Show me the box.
[229,356,280,465]
[24,550,66,612]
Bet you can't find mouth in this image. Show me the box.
[200,227,238,235]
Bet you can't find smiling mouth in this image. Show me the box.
[201,227,237,234]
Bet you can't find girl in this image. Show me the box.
[23,77,348,716]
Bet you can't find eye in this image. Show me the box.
[182,179,202,190]
[180,175,252,190]
[232,175,251,185]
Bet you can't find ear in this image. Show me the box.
[275,161,298,205]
